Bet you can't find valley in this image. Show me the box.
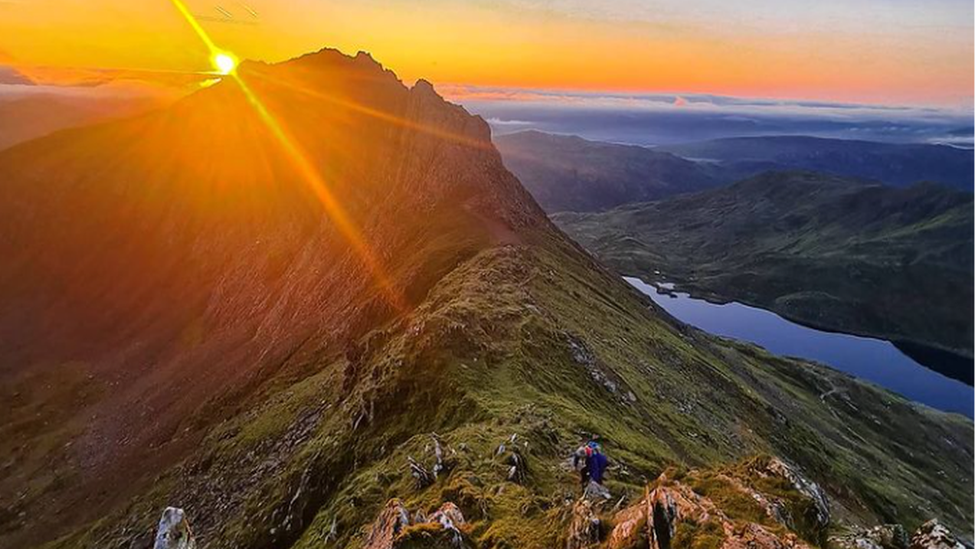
[553,171,974,386]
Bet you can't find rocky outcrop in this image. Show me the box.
[829,524,909,549]
[363,500,412,549]
[746,456,830,529]
[428,502,467,547]
[605,473,815,549]
[364,499,471,549]
[909,520,967,549]
[566,499,601,549]
[153,507,195,549]
[606,499,648,549]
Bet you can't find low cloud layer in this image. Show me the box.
[439,85,974,148]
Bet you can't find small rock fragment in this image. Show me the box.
[909,519,966,549]
[153,507,195,549]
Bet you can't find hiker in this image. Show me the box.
[573,441,608,489]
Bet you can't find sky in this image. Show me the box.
[0,0,972,108]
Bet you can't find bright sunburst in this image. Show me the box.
[213,53,236,75]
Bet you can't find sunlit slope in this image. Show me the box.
[0,50,970,548]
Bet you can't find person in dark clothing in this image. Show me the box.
[573,441,608,488]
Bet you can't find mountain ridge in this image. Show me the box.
[494,130,721,212]
[656,135,974,192]
[0,49,971,549]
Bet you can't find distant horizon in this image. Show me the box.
[1,68,972,150]
[3,71,974,115]
[0,1,971,107]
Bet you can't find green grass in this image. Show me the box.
[38,235,974,549]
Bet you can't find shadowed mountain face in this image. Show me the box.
[657,136,975,192]
[0,94,164,151]
[494,130,721,212]
[0,66,34,85]
[554,172,975,366]
[0,50,972,549]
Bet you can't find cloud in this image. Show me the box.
[446,84,972,121]
[454,84,973,147]
[0,64,219,99]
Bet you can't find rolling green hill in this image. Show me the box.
[554,171,975,370]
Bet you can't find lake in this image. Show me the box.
[625,276,974,417]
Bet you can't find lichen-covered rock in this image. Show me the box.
[909,520,966,549]
[363,499,411,549]
[566,499,601,549]
[606,473,815,549]
[829,524,909,549]
[153,507,195,549]
[430,502,466,529]
[744,456,830,530]
[364,499,472,549]
[426,502,468,548]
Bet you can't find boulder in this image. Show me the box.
[909,520,966,549]
[153,507,195,549]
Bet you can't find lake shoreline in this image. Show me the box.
[625,275,974,418]
[637,274,974,387]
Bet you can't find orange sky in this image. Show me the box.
[0,0,972,107]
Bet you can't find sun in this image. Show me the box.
[213,53,237,75]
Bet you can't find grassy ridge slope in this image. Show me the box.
[46,234,973,548]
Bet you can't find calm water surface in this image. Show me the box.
[625,276,974,417]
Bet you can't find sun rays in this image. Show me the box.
[168,0,407,312]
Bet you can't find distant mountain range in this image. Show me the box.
[658,135,975,192]
[494,130,720,212]
[496,131,974,213]
[1,49,971,549]
[0,66,34,85]
[554,171,974,376]
[0,93,162,150]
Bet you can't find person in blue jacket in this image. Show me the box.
[573,441,608,489]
